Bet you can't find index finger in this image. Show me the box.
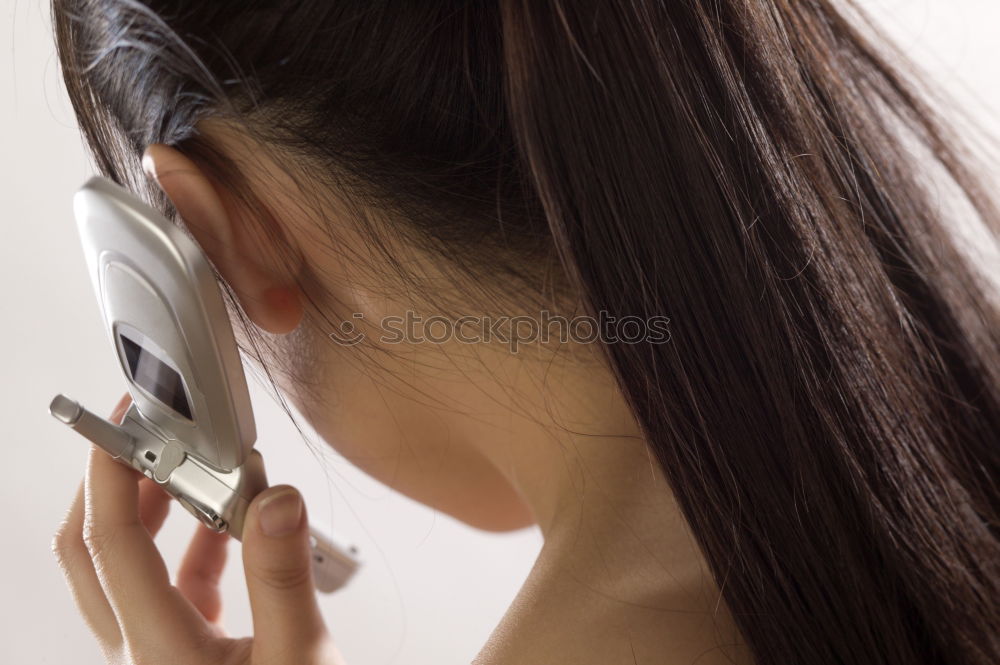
[82,407,207,647]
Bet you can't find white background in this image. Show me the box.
[1,2,998,664]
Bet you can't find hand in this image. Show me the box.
[51,393,348,665]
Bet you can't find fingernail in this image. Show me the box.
[141,151,159,181]
[110,394,132,424]
[258,489,303,537]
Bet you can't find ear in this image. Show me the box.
[141,143,303,334]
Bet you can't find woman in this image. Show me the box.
[49,1,999,664]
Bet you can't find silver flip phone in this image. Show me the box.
[49,176,361,593]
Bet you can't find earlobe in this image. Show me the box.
[254,285,303,335]
[141,143,304,334]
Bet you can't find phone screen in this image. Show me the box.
[119,331,193,420]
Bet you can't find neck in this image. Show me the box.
[466,353,753,665]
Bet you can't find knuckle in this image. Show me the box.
[251,559,314,592]
[51,526,87,569]
[81,518,117,561]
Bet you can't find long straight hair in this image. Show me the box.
[53,1,999,663]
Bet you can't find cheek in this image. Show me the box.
[313,375,451,476]
[274,331,456,485]
[267,325,535,530]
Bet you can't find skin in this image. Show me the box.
[52,121,753,665]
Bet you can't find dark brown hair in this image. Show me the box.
[52,1,1000,663]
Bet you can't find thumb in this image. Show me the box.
[242,485,329,659]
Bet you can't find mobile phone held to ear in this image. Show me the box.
[48,176,361,593]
